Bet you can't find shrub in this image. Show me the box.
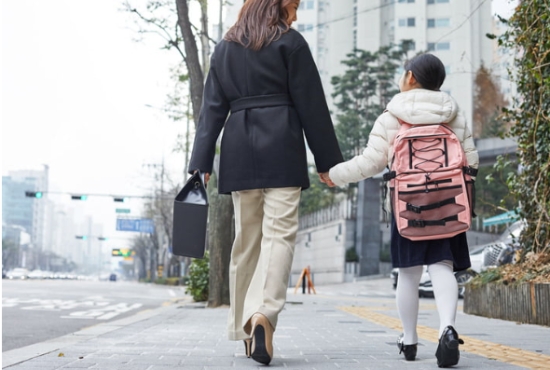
[186,251,209,302]
[345,247,359,262]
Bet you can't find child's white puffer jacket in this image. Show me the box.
[329,89,479,187]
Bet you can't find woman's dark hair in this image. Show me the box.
[225,0,295,51]
[404,53,446,91]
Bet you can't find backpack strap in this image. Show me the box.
[397,118,412,130]
[407,215,458,228]
[463,166,478,176]
[406,197,456,214]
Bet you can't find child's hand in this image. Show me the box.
[318,172,335,187]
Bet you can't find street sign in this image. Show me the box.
[116,208,131,214]
[112,248,134,257]
[116,218,154,233]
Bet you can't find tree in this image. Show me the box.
[330,41,413,201]
[125,0,233,306]
[472,64,509,138]
[299,166,338,215]
[130,234,152,279]
[496,1,550,254]
[2,238,19,271]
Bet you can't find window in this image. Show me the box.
[428,18,450,27]
[428,0,450,3]
[398,17,416,27]
[437,18,450,27]
[427,41,450,51]
[399,0,415,2]
[297,24,314,32]
[299,0,314,10]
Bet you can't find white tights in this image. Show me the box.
[396,260,458,344]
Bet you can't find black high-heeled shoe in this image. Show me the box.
[243,339,252,358]
[435,325,464,368]
[397,333,417,361]
[250,313,273,365]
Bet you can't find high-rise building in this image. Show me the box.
[2,166,49,250]
[223,0,495,131]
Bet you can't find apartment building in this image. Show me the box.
[223,0,496,130]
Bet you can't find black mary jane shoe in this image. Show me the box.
[397,333,417,361]
[436,325,464,368]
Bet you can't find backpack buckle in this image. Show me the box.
[406,203,422,214]
[383,171,396,181]
[410,219,426,228]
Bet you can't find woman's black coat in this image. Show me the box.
[189,29,343,194]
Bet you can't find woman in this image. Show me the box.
[328,53,478,367]
[188,0,343,365]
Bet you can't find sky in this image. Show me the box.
[1,0,517,244]
[1,0,216,245]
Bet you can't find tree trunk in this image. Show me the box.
[174,0,233,307]
[175,0,204,126]
[207,171,234,307]
[198,0,210,72]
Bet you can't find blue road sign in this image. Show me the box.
[116,218,155,234]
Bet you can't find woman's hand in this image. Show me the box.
[193,171,210,186]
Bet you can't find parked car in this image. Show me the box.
[480,221,525,270]
[6,268,30,280]
[391,267,476,298]
[391,221,527,297]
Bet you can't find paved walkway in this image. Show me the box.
[3,278,549,369]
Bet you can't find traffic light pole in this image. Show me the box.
[24,190,173,201]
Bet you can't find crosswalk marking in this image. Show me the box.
[2,297,143,320]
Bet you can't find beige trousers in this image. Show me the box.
[227,187,301,341]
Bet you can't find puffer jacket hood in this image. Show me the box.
[386,89,459,125]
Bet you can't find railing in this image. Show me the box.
[299,200,356,230]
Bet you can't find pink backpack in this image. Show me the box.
[383,121,477,241]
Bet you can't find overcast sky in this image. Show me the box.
[1,0,517,241]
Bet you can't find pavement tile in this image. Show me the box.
[4,279,547,370]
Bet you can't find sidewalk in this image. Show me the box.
[3,278,549,369]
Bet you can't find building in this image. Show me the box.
[223,0,495,130]
[2,166,49,251]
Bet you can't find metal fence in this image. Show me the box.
[299,200,356,230]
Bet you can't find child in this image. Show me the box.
[328,53,478,367]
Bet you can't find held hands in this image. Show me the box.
[318,172,335,187]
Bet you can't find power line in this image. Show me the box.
[311,1,396,31]
[434,0,489,43]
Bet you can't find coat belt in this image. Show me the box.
[230,94,293,113]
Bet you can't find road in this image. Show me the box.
[2,278,187,352]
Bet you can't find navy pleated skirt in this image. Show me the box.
[390,215,471,271]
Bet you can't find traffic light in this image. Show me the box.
[75,235,88,240]
[25,191,43,198]
[113,197,128,202]
[98,237,108,241]
[71,195,88,200]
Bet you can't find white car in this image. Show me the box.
[6,268,30,280]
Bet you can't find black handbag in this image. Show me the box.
[172,171,208,258]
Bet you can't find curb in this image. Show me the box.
[2,297,192,369]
